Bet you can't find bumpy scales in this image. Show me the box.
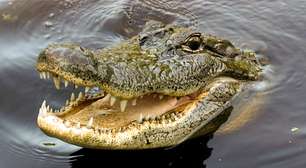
[36,21,262,149]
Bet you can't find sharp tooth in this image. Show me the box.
[75,85,78,89]
[110,96,116,106]
[39,73,43,79]
[46,72,50,79]
[42,72,46,79]
[155,116,161,121]
[42,100,46,109]
[87,117,94,128]
[103,94,111,101]
[120,100,128,112]
[153,94,157,98]
[145,115,151,120]
[42,72,45,79]
[46,105,50,112]
[64,80,69,88]
[137,113,143,123]
[132,99,137,106]
[78,92,84,100]
[39,100,47,115]
[85,87,90,92]
[149,115,156,121]
[44,72,48,79]
[100,92,104,97]
[159,95,164,100]
[65,100,69,106]
[53,76,61,90]
[70,93,75,101]
[100,90,104,96]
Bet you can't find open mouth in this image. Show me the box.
[37,71,206,134]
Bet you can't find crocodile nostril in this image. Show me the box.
[225,46,240,58]
[44,45,93,65]
[139,36,148,46]
[80,46,85,52]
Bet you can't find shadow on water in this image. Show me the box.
[70,107,232,168]
[71,136,212,168]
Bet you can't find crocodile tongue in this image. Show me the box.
[59,94,192,129]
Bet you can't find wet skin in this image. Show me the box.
[36,21,262,149]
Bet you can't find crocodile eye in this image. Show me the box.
[187,36,201,50]
[182,33,203,52]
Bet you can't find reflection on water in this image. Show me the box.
[0,0,306,168]
[70,136,213,168]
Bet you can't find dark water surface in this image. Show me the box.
[0,0,306,167]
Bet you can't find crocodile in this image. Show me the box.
[36,21,262,149]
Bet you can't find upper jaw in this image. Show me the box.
[36,66,197,116]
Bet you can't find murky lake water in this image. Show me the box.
[0,0,306,167]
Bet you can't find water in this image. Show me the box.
[0,0,306,167]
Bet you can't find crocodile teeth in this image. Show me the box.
[110,96,116,106]
[104,94,111,101]
[46,72,50,79]
[65,100,69,106]
[137,113,143,123]
[100,91,105,97]
[77,92,84,100]
[42,100,46,107]
[39,100,47,116]
[159,95,164,100]
[64,80,69,88]
[43,72,47,79]
[145,115,151,120]
[75,85,78,89]
[85,87,90,92]
[87,117,94,128]
[70,93,75,101]
[120,100,128,112]
[53,76,61,90]
[132,99,137,106]
[39,73,43,79]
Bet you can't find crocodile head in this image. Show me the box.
[36,21,262,149]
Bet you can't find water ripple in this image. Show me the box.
[1,0,306,168]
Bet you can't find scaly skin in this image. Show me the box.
[36,21,262,149]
